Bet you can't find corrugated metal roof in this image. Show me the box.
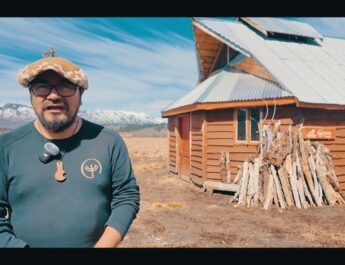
[192,17,345,106]
[242,17,323,39]
[163,66,292,111]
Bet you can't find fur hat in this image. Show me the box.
[17,57,89,90]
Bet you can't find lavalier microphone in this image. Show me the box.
[39,142,60,163]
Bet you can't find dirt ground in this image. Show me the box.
[119,136,345,247]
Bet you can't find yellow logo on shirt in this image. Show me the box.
[81,158,102,179]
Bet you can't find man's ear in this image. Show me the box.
[79,88,85,95]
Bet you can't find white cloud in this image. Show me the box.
[0,18,198,117]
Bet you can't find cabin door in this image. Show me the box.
[178,115,190,178]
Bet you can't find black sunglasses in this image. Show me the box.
[29,81,80,97]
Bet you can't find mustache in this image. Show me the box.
[42,100,69,110]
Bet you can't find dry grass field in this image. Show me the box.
[119,136,345,247]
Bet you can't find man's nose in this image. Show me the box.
[46,88,62,99]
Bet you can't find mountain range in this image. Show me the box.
[0,102,165,129]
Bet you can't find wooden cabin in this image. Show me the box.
[161,17,345,193]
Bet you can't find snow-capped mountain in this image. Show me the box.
[0,102,164,129]
[79,110,164,126]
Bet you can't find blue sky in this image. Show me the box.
[0,17,345,118]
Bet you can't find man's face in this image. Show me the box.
[30,70,83,132]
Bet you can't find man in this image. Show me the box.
[0,55,140,247]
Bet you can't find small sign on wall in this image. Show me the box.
[302,127,336,140]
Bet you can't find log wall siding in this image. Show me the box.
[300,108,345,191]
[168,117,178,174]
[191,111,205,180]
[206,109,237,181]
[168,106,345,192]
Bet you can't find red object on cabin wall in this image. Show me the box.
[178,115,190,177]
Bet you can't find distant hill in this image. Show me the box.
[116,123,167,137]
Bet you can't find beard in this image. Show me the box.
[38,111,78,132]
[33,99,81,133]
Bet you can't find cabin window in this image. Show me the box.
[250,108,260,141]
[237,108,246,141]
[236,108,261,143]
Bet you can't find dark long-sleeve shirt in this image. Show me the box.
[0,118,140,247]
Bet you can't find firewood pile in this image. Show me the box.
[231,121,345,209]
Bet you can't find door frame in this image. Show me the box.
[177,113,191,179]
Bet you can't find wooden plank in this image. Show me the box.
[191,158,202,165]
[192,135,203,141]
[191,167,203,176]
[298,131,322,206]
[324,144,345,152]
[207,153,224,160]
[206,172,222,180]
[207,120,233,126]
[232,57,275,82]
[207,125,234,132]
[339,182,345,191]
[202,112,208,181]
[207,132,233,139]
[247,162,255,207]
[190,174,204,186]
[207,109,234,121]
[330,152,345,159]
[337,175,345,182]
[199,49,218,58]
[230,168,238,177]
[203,181,239,193]
[197,42,221,51]
[228,153,257,162]
[198,55,217,64]
[207,139,232,146]
[207,159,220,166]
[335,129,345,138]
[207,166,220,173]
[230,145,258,153]
[191,153,203,159]
[301,109,345,120]
[207,146,232,153]
[191,156,203,164]
[194,27,222,43]
[192,122,203,128]
[271,165,286,209]
[278,167,294,208]
[263,171,274,210]
[331,158,345,166]
[191,149,202,153]
[238,161,249,205]
[290,162,301,208]
[196,38,222,45]
[192,142,202,147]
[335,166,345,175]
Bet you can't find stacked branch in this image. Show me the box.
[220,151,231,184]
[231,121,345,209]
